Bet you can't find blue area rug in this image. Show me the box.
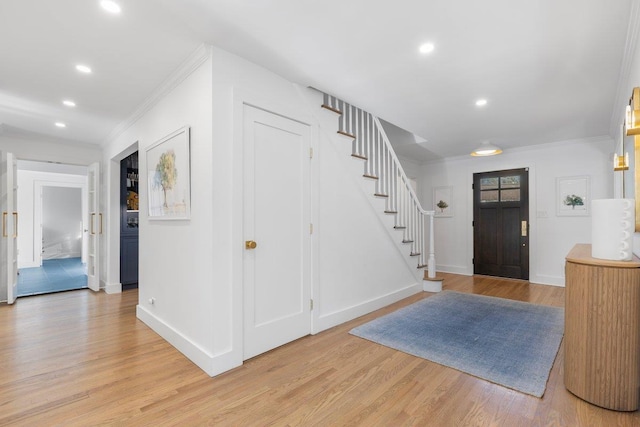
[18,258,88,297]
[350,291,564,397]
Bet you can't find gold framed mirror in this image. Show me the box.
[626,87,640,231]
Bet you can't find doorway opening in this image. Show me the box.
[120,151,139,290]
[473,168,529,280]
[16,160,89,297]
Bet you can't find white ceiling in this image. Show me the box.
[0,0,634,161]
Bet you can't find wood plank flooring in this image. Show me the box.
[1,273,639,426]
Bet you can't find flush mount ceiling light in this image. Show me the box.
[55,122,67,128]
[471,142,502,157]
[475,99,488,107]
[75,64,92,74]
[62,100,76,107]
[100,0,121,14]
[419,43,435,54]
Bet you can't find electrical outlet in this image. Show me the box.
[149,297,155,305]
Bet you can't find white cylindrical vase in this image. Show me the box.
[591,199,634,261]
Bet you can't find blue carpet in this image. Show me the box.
[18,258,88,297]
[350,291,564,397]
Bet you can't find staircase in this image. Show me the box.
[320,92,440,286]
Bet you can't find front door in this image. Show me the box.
[1,151,18,304]
[243,105,312,360]
[473,168,529,280]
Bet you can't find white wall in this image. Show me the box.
[17,170,88,268]
[101,45,423,377]
[0,133,101,165]
[397,155,427,207]
[104,48,215,371]
[216,47,422,374]
[614,5,640,256]
[422,137,613,286]
[312,97,423,331]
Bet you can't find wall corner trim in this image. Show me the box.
[103,44,213,146]
[104,282,122,294]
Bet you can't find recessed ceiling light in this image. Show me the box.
[55,122,67,128]
[475,99,488,107]
[75,64,92,74]
[62,100,76,107]
[100,0,121,14]
[419,43,435,54]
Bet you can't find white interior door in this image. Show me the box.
[87,162,101,291]
[243,105,312,360]
[1,152,18,304]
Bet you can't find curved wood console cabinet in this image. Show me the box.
[564,244,640,411]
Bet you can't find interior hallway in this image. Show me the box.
[17,257,87,297]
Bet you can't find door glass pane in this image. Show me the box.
[501,189,520,202]
[481,190,499,203]
[480,177,499,190]
[500,176,520,189]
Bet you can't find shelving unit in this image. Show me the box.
[120,152,139,288]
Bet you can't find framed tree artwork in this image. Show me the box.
[557,176,589,217]
[433,186,453,217]
[146,126,191,220]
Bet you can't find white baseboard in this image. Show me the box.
[136,305,242,377]
[530,274,565,287]
[437,264,472,275]
[314,282,422,333]
[423,279,443,292]
[104,282,122,294]
[18,261,39,269]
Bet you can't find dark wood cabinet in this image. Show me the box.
[120,152,139,288]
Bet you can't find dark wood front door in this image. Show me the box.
[473,168,529,280]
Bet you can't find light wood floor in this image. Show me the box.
[1,274,639,426]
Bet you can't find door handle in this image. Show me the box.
[521,220,527,237]
[12,212,18,238]
[245,240,257,250]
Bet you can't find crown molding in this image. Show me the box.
[427,135,614,165]
[102,43,212,146]
[0,123,102,149]
[609,1,640,138]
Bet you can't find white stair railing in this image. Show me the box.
[322,93,437,277]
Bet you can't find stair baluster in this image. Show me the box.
[322,93,436,274]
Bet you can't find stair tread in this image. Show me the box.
[321,104,342,115]
[351,153,368,160]
[402,239,414,243]
[375,193,389,198]
[337,130,356,139]
[363,174,379,180]
[410,252,421,256]
[394,226,406,229]
[384,210,398,214]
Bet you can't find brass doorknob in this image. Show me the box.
[245,240,257,250]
